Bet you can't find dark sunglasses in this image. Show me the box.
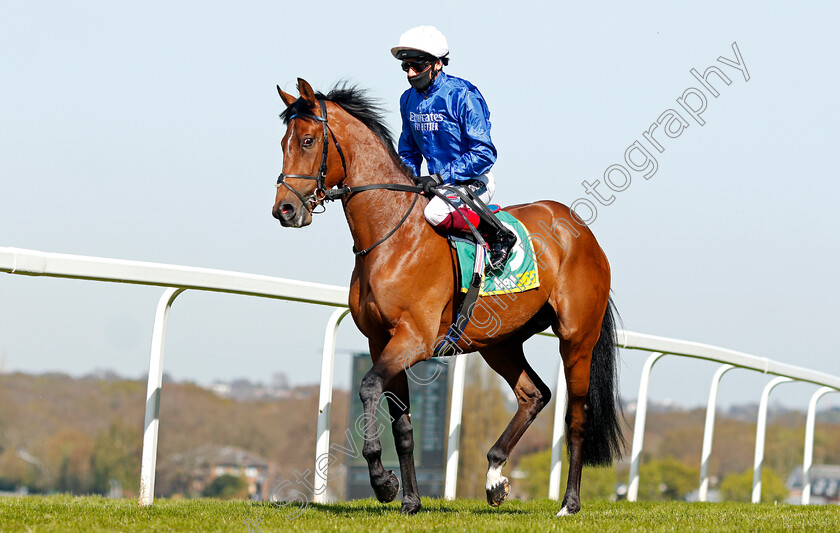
[401,59,434,73]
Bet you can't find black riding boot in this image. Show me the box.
[480,221,517,271]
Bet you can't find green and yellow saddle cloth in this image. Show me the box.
[453,211,540,296]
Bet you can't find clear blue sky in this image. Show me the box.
[2,1,839,409]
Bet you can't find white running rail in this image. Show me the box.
[1,247,347,506]
[577,332,840,504]
[2,246,838,506]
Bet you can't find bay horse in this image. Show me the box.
[271,78,623,516]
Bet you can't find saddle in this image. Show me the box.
[448,212,539,296]
[432,186,517,272]
[431,188,537,358]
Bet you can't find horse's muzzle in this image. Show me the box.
[272,201,312,228]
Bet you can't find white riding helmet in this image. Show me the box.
[391,25,450,62]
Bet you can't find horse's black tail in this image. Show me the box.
[580,296,626,466]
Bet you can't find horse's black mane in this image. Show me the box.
[281,82,399,158]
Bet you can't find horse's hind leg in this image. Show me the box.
[552,292,618,516]
[554,335,597,516]
[478,339,552,507]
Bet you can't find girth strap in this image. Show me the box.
[427,184,509,356]
[433,243,485,358]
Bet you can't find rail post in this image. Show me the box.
[751,376,792,503]
[802,386,838,504]
[548,360,568,500]
[698,364,735,501]
[138,287,185,507]
[443,354,468,500]
[312,308,351,503]
[626,352,667,502]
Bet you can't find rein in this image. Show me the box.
[276,96,492,353]
[276,98,492,258]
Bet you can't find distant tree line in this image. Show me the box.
[1,371,838,504]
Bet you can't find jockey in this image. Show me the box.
[391,25,517,270]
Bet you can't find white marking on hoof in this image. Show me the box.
[556,506,572,517]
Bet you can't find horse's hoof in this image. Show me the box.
[556,497,580,516]
[556,506,580,517]
[373,470,400,503]
[486,476,511,507]
[400,497,421,515]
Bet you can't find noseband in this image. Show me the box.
[276,99,347,213]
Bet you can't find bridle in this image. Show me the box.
[276,98,426,256]
[275,99,500,258]
[276,99,348,214]
[276,98,498,258]
[275,95,502,357]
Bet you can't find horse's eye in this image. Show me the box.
[302,137,315,148]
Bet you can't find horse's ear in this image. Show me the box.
[277,85,296,107]
[297,78,317,102]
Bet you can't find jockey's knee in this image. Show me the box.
[424,200,451,227]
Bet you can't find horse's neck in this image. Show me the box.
[340,144,432,262]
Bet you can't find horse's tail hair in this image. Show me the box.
[580,295,626,466]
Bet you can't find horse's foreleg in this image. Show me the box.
[384,372,421,514]
[479,341,551,507]
[359,328,427,510]
[358,366,401,504]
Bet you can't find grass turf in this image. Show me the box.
[2,495,840,532]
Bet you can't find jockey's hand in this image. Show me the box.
[415,173,442,193]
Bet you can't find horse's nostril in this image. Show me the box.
[280,203,295,217]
